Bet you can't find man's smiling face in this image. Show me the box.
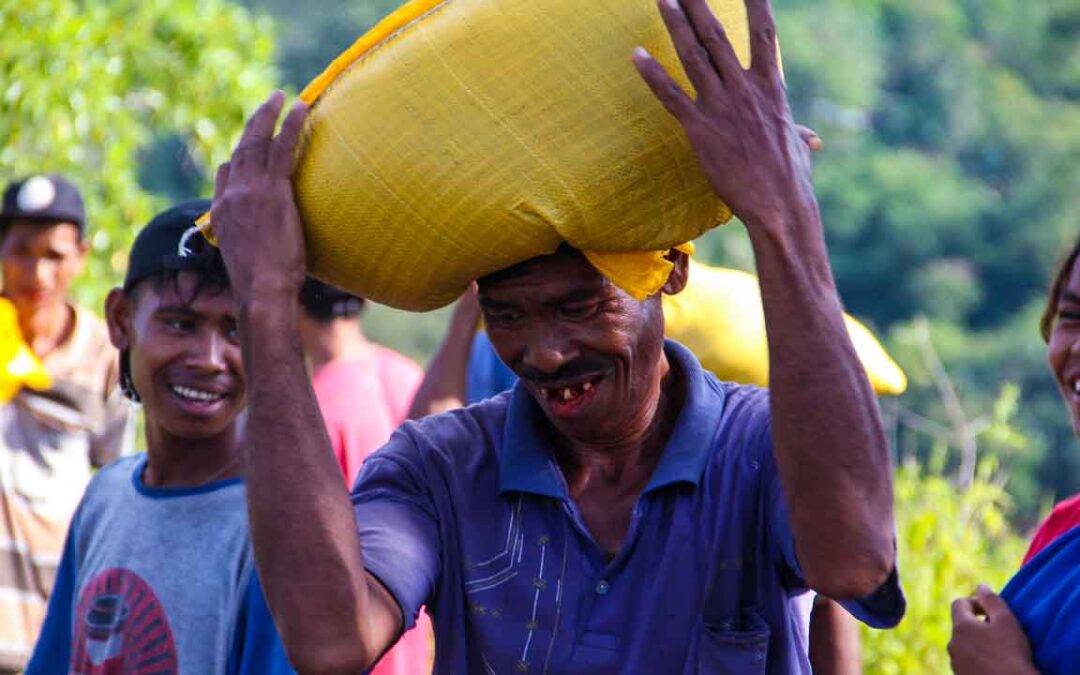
[479,247,684,446]
[1048,257,1080,438]
[110,271,245,440]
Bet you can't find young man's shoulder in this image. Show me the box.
[80,455,141,503]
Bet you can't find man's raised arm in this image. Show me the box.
[634,0,894,599]
[212,92,402,673]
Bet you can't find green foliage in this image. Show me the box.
[861,461,1027,673]
[0,0,277,310]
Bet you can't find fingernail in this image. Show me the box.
[976,583,992,595]
[666,0,682,11]
[633,46,651,61]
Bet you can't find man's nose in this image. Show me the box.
[522,331,577,376]
[191,330,229,371]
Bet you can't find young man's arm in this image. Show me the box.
[25,525,79,673]
[212,94,403,674]
[635,0,894,599]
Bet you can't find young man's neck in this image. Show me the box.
[142,422,243,488]
[307,319,371,369]
[17,298,75,359]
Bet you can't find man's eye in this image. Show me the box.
[485,310,522,326]
[561,303,598,319]
[164,318,194,331]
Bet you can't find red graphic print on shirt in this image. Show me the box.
[70,568,178,674]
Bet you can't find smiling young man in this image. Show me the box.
[211,0,903,672]
[26,202,292,674]
[0,175,130,672]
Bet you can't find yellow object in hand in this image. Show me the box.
[284,0,763,310]
[664,262,908,396]
[0,297,52,403]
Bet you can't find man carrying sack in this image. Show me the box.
[212,0,904,672]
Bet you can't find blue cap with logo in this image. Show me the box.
[1,174,86,234]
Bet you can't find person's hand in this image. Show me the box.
[212,91,309,308]
[633,0,814,232]
[948,585,1038,675]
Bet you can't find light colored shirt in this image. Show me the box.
[311,345,423,488]
[27,455,292,675]
[0,303,130,670]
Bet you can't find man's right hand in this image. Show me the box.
[949,585,1038,675]
[212,91,309,309]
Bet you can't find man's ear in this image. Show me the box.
[661,249,690,296]
[104,287,133,351]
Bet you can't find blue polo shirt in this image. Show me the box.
[1001,524,1080,674]
[352,341,903,674]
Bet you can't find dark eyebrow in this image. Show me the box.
[546,287,607,308]
[1061,290,1080,305]
[154,304,201,317]
[479,298,517,312]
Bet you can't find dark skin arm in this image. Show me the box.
[810,597,863,675]
[948,585,1038,675]
[634,0,894,598]
[212,93,401,674]
[406,285,481,419]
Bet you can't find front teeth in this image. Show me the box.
[172,385,224,403]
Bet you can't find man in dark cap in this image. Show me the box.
[0,174,130,671]
[27,201,293,674]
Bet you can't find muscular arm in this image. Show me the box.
[635,0,893,598]
[214,93,401,673]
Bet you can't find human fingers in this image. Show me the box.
[975,585,1014,622]
[233,91,287,171]
[796,125,823,152]
[213,162,231,204]
[951,597,980,626]
[269,100,309,177]
[677,0,745,88]
[656,0,723,100]
[745,0,780,77]
[632,47,698,121]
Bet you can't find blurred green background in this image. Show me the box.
[2,0,1077,670]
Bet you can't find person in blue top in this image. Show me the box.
[949,237,1080,675]
[27,202,293,674]
[210,0,905,672]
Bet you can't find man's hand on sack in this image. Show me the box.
[634,0,818,237]
[212,91,310,310]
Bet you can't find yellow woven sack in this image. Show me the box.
[0,297,52,403]
[289,0,758,310]
[664,262,908,396]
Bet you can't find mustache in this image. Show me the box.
[519,356,611,384]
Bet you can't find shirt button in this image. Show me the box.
[595,580,611,595]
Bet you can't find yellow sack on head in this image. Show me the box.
[664,262,908,396]
[282,0,762,310]
[0,297,52,403]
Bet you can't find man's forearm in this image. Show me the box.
[749,201,895,599]
[240,300,393,672]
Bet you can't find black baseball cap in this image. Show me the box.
[123,199,228,292]
[300,277,365,320]
[1,174,86,234]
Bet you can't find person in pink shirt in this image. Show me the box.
[298,278,432,675]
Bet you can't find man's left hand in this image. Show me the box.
[633,0,813,235]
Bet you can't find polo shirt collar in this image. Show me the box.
[498,340,726,498]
